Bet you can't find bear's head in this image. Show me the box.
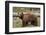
[18,12,24,19]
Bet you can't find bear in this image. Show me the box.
[18,12,38,27]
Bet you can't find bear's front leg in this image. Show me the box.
[22,21,26,27]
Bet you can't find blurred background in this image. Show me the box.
[13,7,40,28]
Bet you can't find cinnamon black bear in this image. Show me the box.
[18,12,38,27]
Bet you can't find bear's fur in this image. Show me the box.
[18,12,38,27]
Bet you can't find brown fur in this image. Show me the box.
[19,12,38,27]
